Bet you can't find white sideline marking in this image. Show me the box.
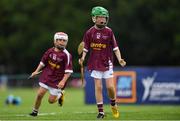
[15,112,62,117]
[1,112,179,121]
[14,111,96,117]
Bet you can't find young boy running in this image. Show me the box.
[29,32,73,116]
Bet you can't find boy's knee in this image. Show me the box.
[48,98,56,104]
[96,85,102,91]
[107,86,115,93]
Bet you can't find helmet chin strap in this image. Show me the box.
[96,24,105,29]
[96,22,106,29]
[93,17,108,29]
[56,45,65,50]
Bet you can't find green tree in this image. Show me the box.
[0,0,180,74]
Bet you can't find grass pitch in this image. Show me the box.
[0,88,180,120]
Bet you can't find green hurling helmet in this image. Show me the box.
[91,6,109,17]
[91,6,109,28]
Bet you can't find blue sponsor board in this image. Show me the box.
[84,67,180,104]
[116,76,132,98]
[117,67,180,104]
[114,71,136,103]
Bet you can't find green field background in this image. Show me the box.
[0,88,180,120]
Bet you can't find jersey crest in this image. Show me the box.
[96,33,101,39]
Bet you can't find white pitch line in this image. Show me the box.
[17,112,62,117]
[0,112,180,121]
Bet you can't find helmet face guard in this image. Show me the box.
[91,6,109,28]
[54,32,68,50]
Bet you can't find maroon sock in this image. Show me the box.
[110,99,116,106]
[97,103,104,114]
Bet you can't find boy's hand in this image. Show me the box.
[78,58,84,66]
[28,71,42,79]
[57,81,65,89]
[119,59,126,67]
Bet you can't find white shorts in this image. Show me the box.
[91,69,113,79]
[39,82,62,96]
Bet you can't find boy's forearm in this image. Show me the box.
[61,73,71,83]
[34,63,44,72]
[114,48,123,62]
[81,51,87,61]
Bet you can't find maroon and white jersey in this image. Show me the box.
[83,26,118,71]
[39,47,73,88]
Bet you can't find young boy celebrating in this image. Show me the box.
[79,6,126,119]
[29,32,73,116]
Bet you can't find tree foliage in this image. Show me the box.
[0,0,179,74]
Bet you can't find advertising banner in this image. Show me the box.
[84,67,180,104]
[113,71,136,103]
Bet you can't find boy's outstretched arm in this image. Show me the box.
[28,63,44,79]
